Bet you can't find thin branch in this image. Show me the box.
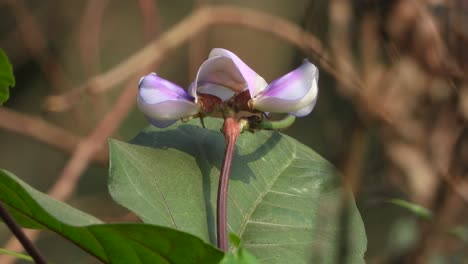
[188,0,209,80]
[79,0,110,76]
[0,108,107,165]
[78,0,112,125]
[0,202,47,264]
[44,5,393,127]
[137,0,160,41]
[44,6,327,111]
[329,0,358,84]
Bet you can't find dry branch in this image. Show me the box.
[0,108,107,164]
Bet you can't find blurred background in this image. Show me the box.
[0,0,467,263]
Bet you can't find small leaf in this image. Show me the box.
[229,233,241,248]
[0,248,34,263]
[0,49,15,105]
[109,117,367,263]
[388,199,432,220]
[220,234,259,264]
[0,169,223,264]
[450,226,468,243]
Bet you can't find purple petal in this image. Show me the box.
[252,60,318,114]
[137,74,199,122]
[139,73,194,104]
[208,48,268,98]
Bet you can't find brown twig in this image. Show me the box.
[78,0,112,125]
[44,6,327,111]
[188,0,209,80]
[329,0,358,91]
[137,0,160,41]
[79,0,110,77]
[44,5,394,127]
[0,108,107,164]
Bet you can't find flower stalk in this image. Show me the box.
[217,116,241,251]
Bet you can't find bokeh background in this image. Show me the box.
[1,0,467,263]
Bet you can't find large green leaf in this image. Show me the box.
[109,118,367,263]
[0,169,223,263]
[0,49,15,105]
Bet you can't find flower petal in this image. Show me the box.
[252,60,318,113]
[196,56,245,91]
[137,96,199,120]
[197,83,236,101]
[209,48,268,98]
[139,73,194,104]
[289,93,318,117]
[137,73,199,124]
[144,116,178,128]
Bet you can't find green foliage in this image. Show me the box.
[220,234,259,264]
[450,226,468,243]
[0,169,223,264]
[0,49,15,105]
[0,248,34,263]
[109,117,367,263]
[388,199,432,220]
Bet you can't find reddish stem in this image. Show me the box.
[0,202,47,264]
[217,116,241,251]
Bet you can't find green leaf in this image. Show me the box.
[450,226,468,243]
[220,234,259,264]
[109,118,367,263]
[0,248,34,263]
[0,169,223,263]
[388,199,432,220]
[0,49,15,105]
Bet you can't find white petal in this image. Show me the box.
[194,56,246,99]
[209,48,267,97]
[290,95,317,117]
[197,83,236,101]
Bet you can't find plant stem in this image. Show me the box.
[0,202,47,264]
[217,116,241,251]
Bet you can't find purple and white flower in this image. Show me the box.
[137,48,319,128]
[192,48,318,116]
[137,73,199,128]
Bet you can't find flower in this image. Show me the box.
[192,48,318,117]
[137,48,319,128]
[137,73,199,128]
